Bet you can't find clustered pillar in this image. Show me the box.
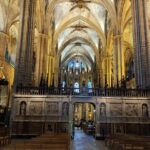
[131,0,150,88]
[15,0,36,87]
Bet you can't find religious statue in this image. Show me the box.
[100,103,106,116]
[20,101,27,116]
[62,102,69,116]
[62,81,66,90]
[88,79,93,93]
[142,104,149,117]
[74,82,80,93]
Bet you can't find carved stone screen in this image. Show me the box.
[29,102,43,115]
[125,103,138,116]
[46,102,59,115]
[110,103,122,116]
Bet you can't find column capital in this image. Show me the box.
[38,33,50,39]
[113,34,123,40]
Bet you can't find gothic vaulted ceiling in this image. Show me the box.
[46,0,116,68]
[0,0,118,69]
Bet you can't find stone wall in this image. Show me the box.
[11,95,150,137]
[11,95,70,136]
[97,97,150,137]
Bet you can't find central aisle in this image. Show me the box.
[71,129,110,150]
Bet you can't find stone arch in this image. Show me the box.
[62,54,93,69]
[54,15,106,48]
[0,4,6,31]
[58,36,99,57]
[46,0,117,26]
[54,5,102,32]
[61,49,94,65]
[58,29,98,51]
[7,18,19,33]
[123,17,132,31]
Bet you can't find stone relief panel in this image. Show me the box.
[110,103,122,116]
[15,100,19,115]
[46,102,59,115]
[29,102,43,115]
[125,103,138,116]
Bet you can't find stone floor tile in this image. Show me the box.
[71,129,110,150]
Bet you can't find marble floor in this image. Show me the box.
[71,129,110,150]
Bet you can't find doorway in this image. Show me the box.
[72,102,96,139]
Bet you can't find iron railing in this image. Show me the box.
[15,87,150,97]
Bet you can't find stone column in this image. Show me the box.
[42,36,49,78]
[35,35,43,86]
[69,98,73,139]
[98,53,102,87]
[0,33,8,79]
[37,33,49,86]
[0,33,9,60]
[54,57,59,87]
[106,56,112,87]
[131,0,150,88]
[113,32,120,87]
[95,101,100,138]
[14,0,36,87]
[107,56,112,87]
[113,30,125,87]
